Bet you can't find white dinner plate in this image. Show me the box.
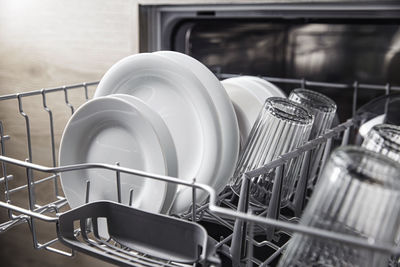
[110,94,178,213]
[59,96,169,213]
[94,53,228,214]
[221,80,263,146]
[222,76,285,146]
[246,76,286,98]
[155,51,240,206]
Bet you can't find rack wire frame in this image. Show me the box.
[0,76,399,266]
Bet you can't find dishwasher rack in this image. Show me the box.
[0,76,399,267]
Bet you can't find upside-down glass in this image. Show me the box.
[362,123,400,265]
[278,146,400,267]
[289,88,337,186]
[362,124,400,162]
[230,97,313,207]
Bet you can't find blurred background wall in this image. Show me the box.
[0,0,137,266]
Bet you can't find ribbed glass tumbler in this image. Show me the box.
[362,123,400,265]
[278,146,400,267]
[230,97,313,207]
[362,123,400,162]
[289,88,337,186]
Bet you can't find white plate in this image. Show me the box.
[155,51,240,205]
[222,76,286,146]
[221,80,263,146]
[110,94,178,213]
[94,53,227,214]
[245,76,286,98]
[59,96,169,213]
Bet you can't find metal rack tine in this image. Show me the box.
[41,89,59,197]
[25,159,36,210]
[85,180,90,204]
[129,189,134,206]
[115,162,122,203]
[301,78,306,89]
[386,83,391,95]
[192,177,197,222]
[41,89,56,166]
[0,121,11,210]
[25,158,40,249]
[63,86,75,115]
[320,137,333,171]
[83,83,89,101]
[265,165,284,240]
[292,150,312,216]
[384,83,391,124]
[341,127,350,146]
[231,174,250,266]
[17,94,33,163]
[246,209,254,267]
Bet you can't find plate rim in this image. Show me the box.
[59,96,169,213]
[110,93,178,214]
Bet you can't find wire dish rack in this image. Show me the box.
[0,76,399,267]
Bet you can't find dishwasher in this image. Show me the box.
[1,1,400,266]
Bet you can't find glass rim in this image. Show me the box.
[264,97,314,126]
[366,124,400,151]
[290,88,337,113]
[330,146,400,188]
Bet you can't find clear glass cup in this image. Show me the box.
[361,123,400,265]
[230,97,313,207]
[289,88,337,186]
[362,123,400,162]
[278,146,400,267]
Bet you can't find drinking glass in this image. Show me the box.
[230,97,313,207]
[289,88,337,186]
[362,123,400,265]
[362,123,400,162]
[278,146,400,267]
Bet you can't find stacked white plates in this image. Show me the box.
[221,76,286,147]
[154,51,240,211]
[59,52,240,216]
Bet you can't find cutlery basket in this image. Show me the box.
[0,76,399,266]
